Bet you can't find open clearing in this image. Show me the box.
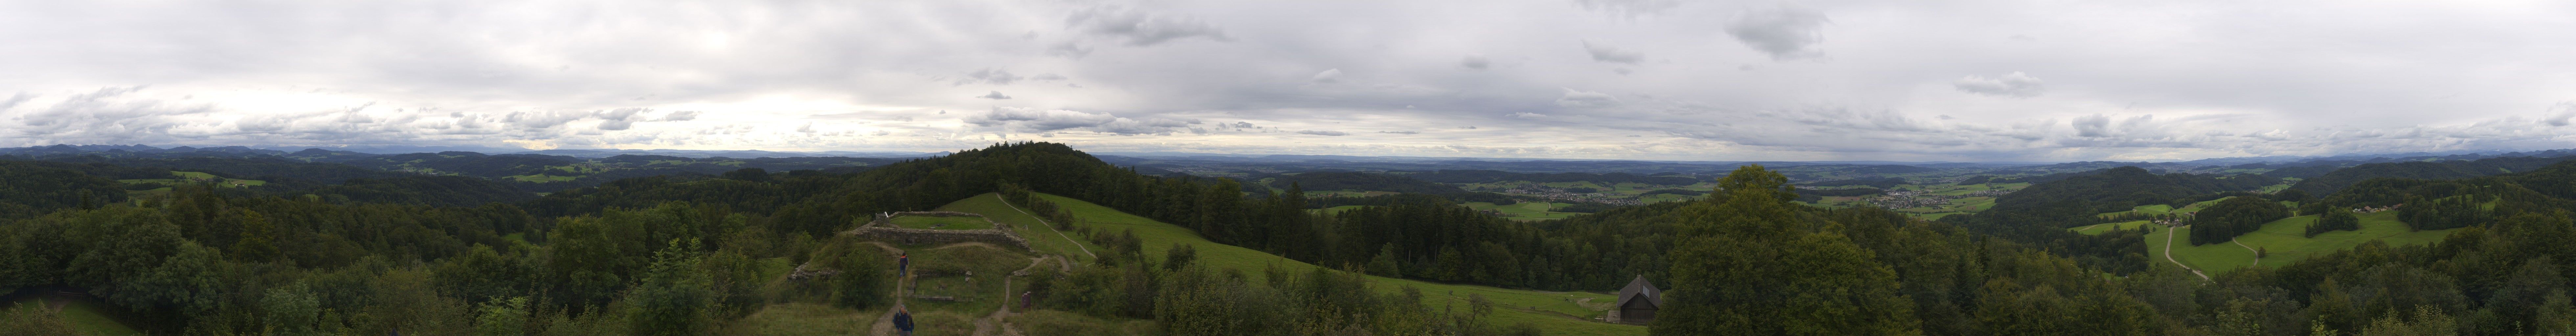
[2,291,143,336]
[2128,210,2456,275]
[948,192,1645,336]
[887,215,992,230]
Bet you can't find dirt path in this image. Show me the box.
[2164,226,2211,281]
[2231,240,2261,268]
[869,272,909,336]
[1000,199,1097,259]
[963,257,1053,336]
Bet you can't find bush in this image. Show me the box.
[830,244,892,309]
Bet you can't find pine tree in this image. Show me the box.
[1367,243,1402,277]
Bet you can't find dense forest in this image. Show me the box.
[19,142,2576,335]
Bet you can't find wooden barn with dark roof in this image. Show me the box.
[1608,275,1663,324]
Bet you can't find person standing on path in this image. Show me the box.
[893,306,916,336]
[898,252,910,278]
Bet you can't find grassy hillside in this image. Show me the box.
[2139,210,2456,275]
[1462,201,1587,221]
[2071,220,2153,235]
[941,192,1646,336]
[887,215,991,230]
[934,194,1103,263]
[3,296,143,336]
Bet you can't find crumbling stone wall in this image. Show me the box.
[850,212,1031,249]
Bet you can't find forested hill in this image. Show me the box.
[1979,166,2278,223]
[2290,155,2576,195]
[35,142,2576,335]
[1931,166,2277,274]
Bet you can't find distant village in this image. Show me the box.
[1475,183,1653,206]
[1849,188,2010,210]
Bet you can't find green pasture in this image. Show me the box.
[933,194,1104,263]
[505,174,581,182]
[957,193,1644,336]
[888,215,992,230]
[2142,211,2458,275]
[4,295,142,336]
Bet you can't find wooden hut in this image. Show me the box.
[1608,275,1662,324]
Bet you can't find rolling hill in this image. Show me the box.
[936,192,1647,336]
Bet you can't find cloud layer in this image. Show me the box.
[1,0,2573,162]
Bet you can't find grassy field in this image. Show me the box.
[984,192,1644,336]
[934,194,1103,263]
[2141,210,2457,275]
[2,295,143,336]
[902,244,1029,315]
[721,303,882,336]
[1460,201,1589,221]
[888,215,993,230]
[1314,205,1368,215]
[2097,197,2236,218]
[119,171,267,188]
[504,174,581,182]
[2071,220,2154,235]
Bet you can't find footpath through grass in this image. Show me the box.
[951,192,1644,336]
[2144,210,2458,275]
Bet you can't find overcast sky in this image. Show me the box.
[2,0,2572,161]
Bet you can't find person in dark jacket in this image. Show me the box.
[898,252,909,277]
[893,306,915,336]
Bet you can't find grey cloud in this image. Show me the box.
[964,107,1185,135]
[1953,72,2047,97]
[1379,131,1419,134]
[657,111,700,122]
[1297,130,1347,136]
[1093,117,1193,135]
[966,107,1113,130]
[1031,74,1068,81]
[1581,40,1644,64]
[1460,55,1489,70]
[1231,121,1254,128]
[1066,5,1230,46]
[1556,89,1620,108]
[1771,108,1937,133]
[2547,102,2576,126]
[501,111,586,129]
[1045,42,1092,58]
[978,91,1013,99]
[1727,7,1829,60]
[1575,0,1682,17]
[958,68,1023,86]
[599,119,635,131]
[596,109,650,130]
[1311,69,1342,83]
[2072,114,2111,137]
[0,93,31,111]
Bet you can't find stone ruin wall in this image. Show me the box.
[851,211,1031,250]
